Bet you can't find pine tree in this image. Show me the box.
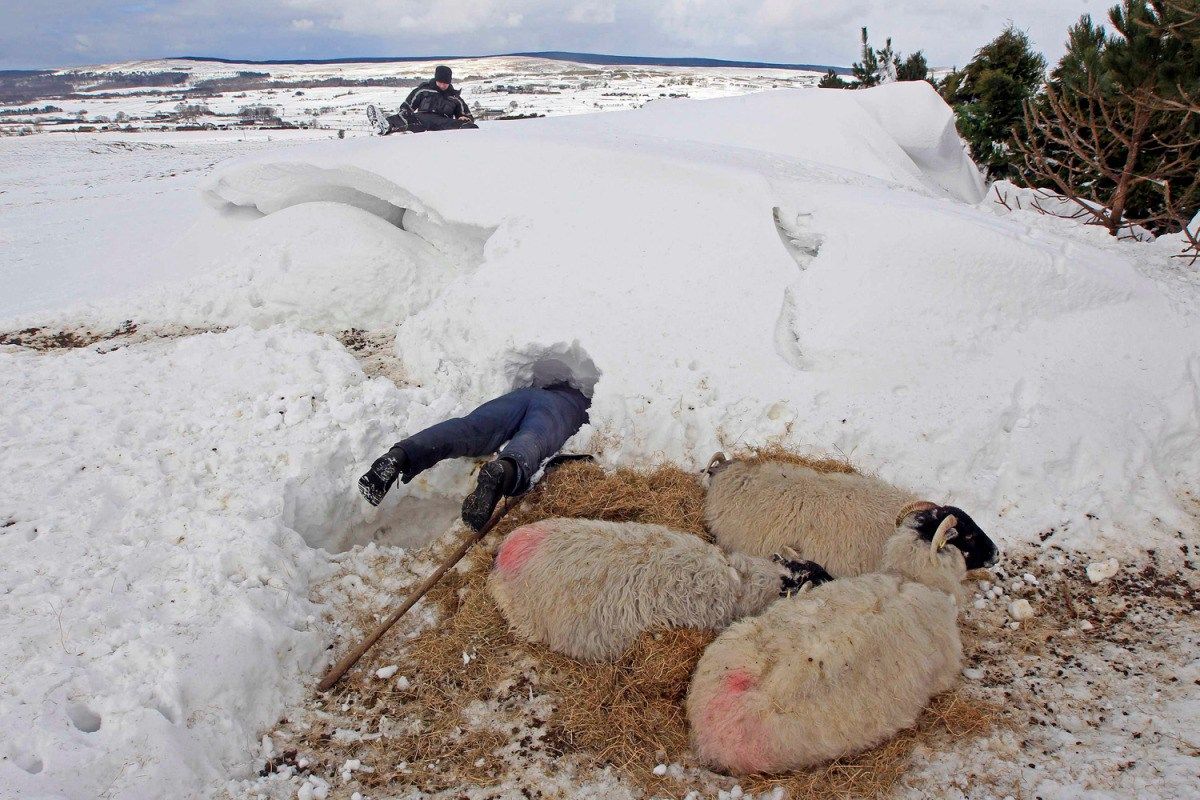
[937,67,964,102]
[947,26,1046,178]
[876,37,899,83]
[851,27,923,88]
[818,69,849,89]
[1017,0,1200,245]
[897,51,930,82]
[851,27,882,88]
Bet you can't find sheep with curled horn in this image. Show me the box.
[686,504,999,774]
[486,517,816,662]
[702,453,996,577]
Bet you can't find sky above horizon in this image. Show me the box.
[2,0,1117,71]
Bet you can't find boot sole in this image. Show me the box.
[462,461,506,530]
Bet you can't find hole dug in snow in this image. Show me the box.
[503,340,601,398]
[66,704,102,733]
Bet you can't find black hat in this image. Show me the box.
[434,65,452,83]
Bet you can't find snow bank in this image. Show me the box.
[849,82,987,203]
[187,85,1200,553]
[0,328,463,798]
[123,201,475,330]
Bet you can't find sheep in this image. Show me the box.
[703,454,996,577]
[487,517,811,662]
[686,504,998,774]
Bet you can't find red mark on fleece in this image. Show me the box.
[495,525,548,575]
[696,667,774,773]
[724,669,756,694]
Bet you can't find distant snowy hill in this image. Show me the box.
[0,54,828,135]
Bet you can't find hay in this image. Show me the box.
[297,454,997,799]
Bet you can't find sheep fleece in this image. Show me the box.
[686,574,962,773]
[705,460,918,576]
[487,518,784,662]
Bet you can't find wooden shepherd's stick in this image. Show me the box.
[316,499,512,692]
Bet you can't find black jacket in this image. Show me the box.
[402,80,471,119]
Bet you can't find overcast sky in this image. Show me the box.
[1,1,1119,71]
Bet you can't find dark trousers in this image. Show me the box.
[395,386,590,493]
[387,112,478,133]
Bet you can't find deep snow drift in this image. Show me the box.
[1,81,1198,799]
[160,81,1195,553]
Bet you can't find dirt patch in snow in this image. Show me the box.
[335,328,409,386]
[0,320,224,351]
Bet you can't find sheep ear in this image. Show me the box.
[896,500,938,528]
[931,515,959,553]
[781,546,801,561]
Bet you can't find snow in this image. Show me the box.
[1,55,826,137]
[0,328,422,796]
[1087,558,1122,583]
[160,80,1196,555]
[1,71,1198,799]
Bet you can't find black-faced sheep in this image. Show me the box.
[703,455,996,577]
[487,517,808,662]
[686,505,998,774]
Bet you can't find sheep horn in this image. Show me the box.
[931,515,959,553]
[705,451,731,475]
[895,500,938,528]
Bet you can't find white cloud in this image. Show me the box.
[2,0,1120,71]
[291,0,534,36]
[567,1,616,25]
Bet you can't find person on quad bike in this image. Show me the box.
[367,65,477,135]
[357,384,590,530]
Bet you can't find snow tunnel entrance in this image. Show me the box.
[503,341,601,398]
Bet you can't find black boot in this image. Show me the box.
[358,447,408,506]
[461,458,517,531]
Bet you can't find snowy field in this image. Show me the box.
[0,55,825,136]
[1,59,1199,800]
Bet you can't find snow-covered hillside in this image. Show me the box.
[0,55,825,135]
[1,82,1197,799]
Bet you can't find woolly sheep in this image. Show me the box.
[686,505,998,774]
[487,517,809,662]
[703,455,996,577]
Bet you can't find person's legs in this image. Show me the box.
[414,113,475,131]
[384,113,408,133]
[358,389,539,505]
[461,386,590,529]
[498,386,590,493]
[397,391,536,473]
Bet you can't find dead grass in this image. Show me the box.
[294,456,999,799]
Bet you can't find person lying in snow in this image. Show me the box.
[366,64,477,135]
[358,383,590,529]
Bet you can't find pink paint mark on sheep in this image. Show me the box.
[495,525,548,575]
[724,668,756,693]
[696,667,774,773]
